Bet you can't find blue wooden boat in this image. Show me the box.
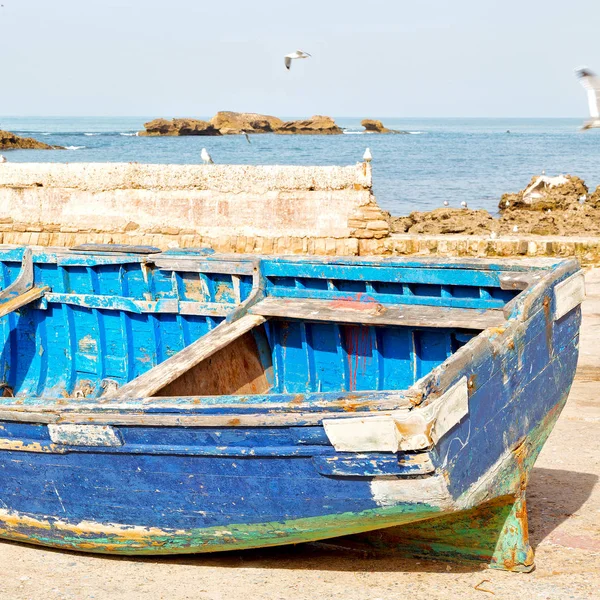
[0,245,584,571]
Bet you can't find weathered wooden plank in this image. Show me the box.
[249,297,505,330]
[263,263,504,287]
[312,453,434,476]
[110,314,267,399]
[152,258,255,275]
[553,271,586,321]
[40,293,235,317]
[0,389,410,410]
[48,424,123,447]
[157,330,272,397]
[0,408,404,427]
[0,286,49,318]
[259,254,563,271]
[265,287,507,310]
[504,260,580,321]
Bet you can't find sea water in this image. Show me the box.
[1,116,599,216]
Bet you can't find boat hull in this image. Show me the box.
[0,248,584,572]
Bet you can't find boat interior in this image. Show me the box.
[0,246,535,401]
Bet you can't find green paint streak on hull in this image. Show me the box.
[0,502,444,556]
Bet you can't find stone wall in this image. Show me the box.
[0,162,599,263]
[0,162,389,249]
[360,235,600,265]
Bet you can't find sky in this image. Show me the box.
[0,0,598,118]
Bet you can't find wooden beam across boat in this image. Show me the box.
[248,297,506,330]
[0,286,50,318]
[110,313,267,399]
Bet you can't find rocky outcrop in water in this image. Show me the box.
[209,112,283,134]
[139,118,220,136]
[277,115,343,135]
[0,130,61,150]
[390,174,600,236]
[361,119,408,134]
[139,113,343,136]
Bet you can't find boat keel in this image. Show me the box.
[353,494,534,572]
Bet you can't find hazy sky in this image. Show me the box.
[1,0,598,117]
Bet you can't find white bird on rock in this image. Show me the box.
[284,50,311,70]
[0,155,6,163]
[443,200,449,207]
[461,201,468,209]
[363,148,372,162]
[575,67,600,130]
[201,148,214,164]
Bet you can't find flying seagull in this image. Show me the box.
[284,50,311,70]
[201,148,214,164]
[575,67,600,130]
[241,131,251,144]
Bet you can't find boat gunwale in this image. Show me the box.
[0,244,570,272]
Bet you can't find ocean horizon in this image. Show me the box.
[1,116,599,216]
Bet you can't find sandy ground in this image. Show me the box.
[0,271,598,600]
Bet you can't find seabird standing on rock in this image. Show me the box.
[363,148,372,162]
[575,67,600,130]
[0,155,6,163]
[443,200,449,207]
[284,50,311,70]
[461,201,468,209]
[201,148,214,164]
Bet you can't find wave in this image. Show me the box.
[119,132,138,136]
[65,145,85,150]
[84,133,99,136]
[343,131,364,135]
[408,131,424,134]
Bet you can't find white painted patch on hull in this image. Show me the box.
[554,271,585,320]
[370,475,454,510]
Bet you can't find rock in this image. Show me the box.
[139,118,220,136]
[362,119,391,133]
[361,119,408,134]
[589,186,600,209]
[174,119,221,136]
[210,112,283,134]
[390,208,497,235]
[140,113,344,136]
[277,115,343,135]
[0,130,61,150]
[499,174,588,212]
[139,119,177,136]
[494,174,600,235]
